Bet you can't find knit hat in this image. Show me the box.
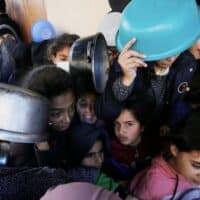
[66,122,109,166]
[41,182,122,200]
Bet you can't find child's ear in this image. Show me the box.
[170,144,179,157]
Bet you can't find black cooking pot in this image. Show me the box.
[69,33,109,93]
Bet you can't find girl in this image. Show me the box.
[47,33,79,71]
[130,111,200,200]
[66,122,130,199]
[107,99,158,180]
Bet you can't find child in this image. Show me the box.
[130,111,200,200]
[73,69,99,125]
[21,65,76,168]
[163,38,200,128]
[107,99,156,180]
[0,83,70,200]
[66,122,130,199]
[47,33,79,71]
[94,38,178,130]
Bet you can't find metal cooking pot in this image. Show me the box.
[69,33,109,93]
[0,83,49,143]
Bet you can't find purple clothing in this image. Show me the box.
[41,182,122,200]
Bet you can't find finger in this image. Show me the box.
[125,63,147,70]
[121,38,137,54]
[123,62,147,70]
[125,57,147,67]
[121,50,146,59]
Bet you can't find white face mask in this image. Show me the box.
[56,61,70,72]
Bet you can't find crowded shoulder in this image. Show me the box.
[0,0,200,199]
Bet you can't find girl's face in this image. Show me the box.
[170,146,200,185]
[49,91,75,132]
[52,46,71,63]
[76,94,97,124]
[81,140,104,169]
[114,109,143,146]
[52,46,71,71]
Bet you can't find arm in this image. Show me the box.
[94,39,147,121]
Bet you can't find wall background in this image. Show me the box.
[44,0,110,37]
[6,0,111,41]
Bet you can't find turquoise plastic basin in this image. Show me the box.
[116,0,200,61]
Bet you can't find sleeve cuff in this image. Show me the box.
[112,78,134,101]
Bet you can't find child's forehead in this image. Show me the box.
[118,109,136,118]
[176,150,200,160]
[51,91,75,104]
[187,150,200,157]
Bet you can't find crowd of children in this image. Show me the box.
[0,0,200,200]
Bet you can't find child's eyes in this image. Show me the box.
[126,122,135,127]
[191,163,200,169]
[128,123,134,126]
[85,149,104,159]
[192,165,200,169]
[50,111,61,118]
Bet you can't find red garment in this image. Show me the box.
[111,138,148,166]
[129,156,193,200]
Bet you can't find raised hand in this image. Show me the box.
[118,38,147,86]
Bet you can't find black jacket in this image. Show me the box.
[94,52,199,127]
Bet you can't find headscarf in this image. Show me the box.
[66,122,110,166]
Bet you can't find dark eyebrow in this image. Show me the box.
[50,108,63,112]
[114,120,137,124]
[51,102,75,111]
[87,148,104,155]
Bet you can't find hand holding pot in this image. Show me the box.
[118,39,147,86]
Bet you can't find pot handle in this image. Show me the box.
[87,41,94,63]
